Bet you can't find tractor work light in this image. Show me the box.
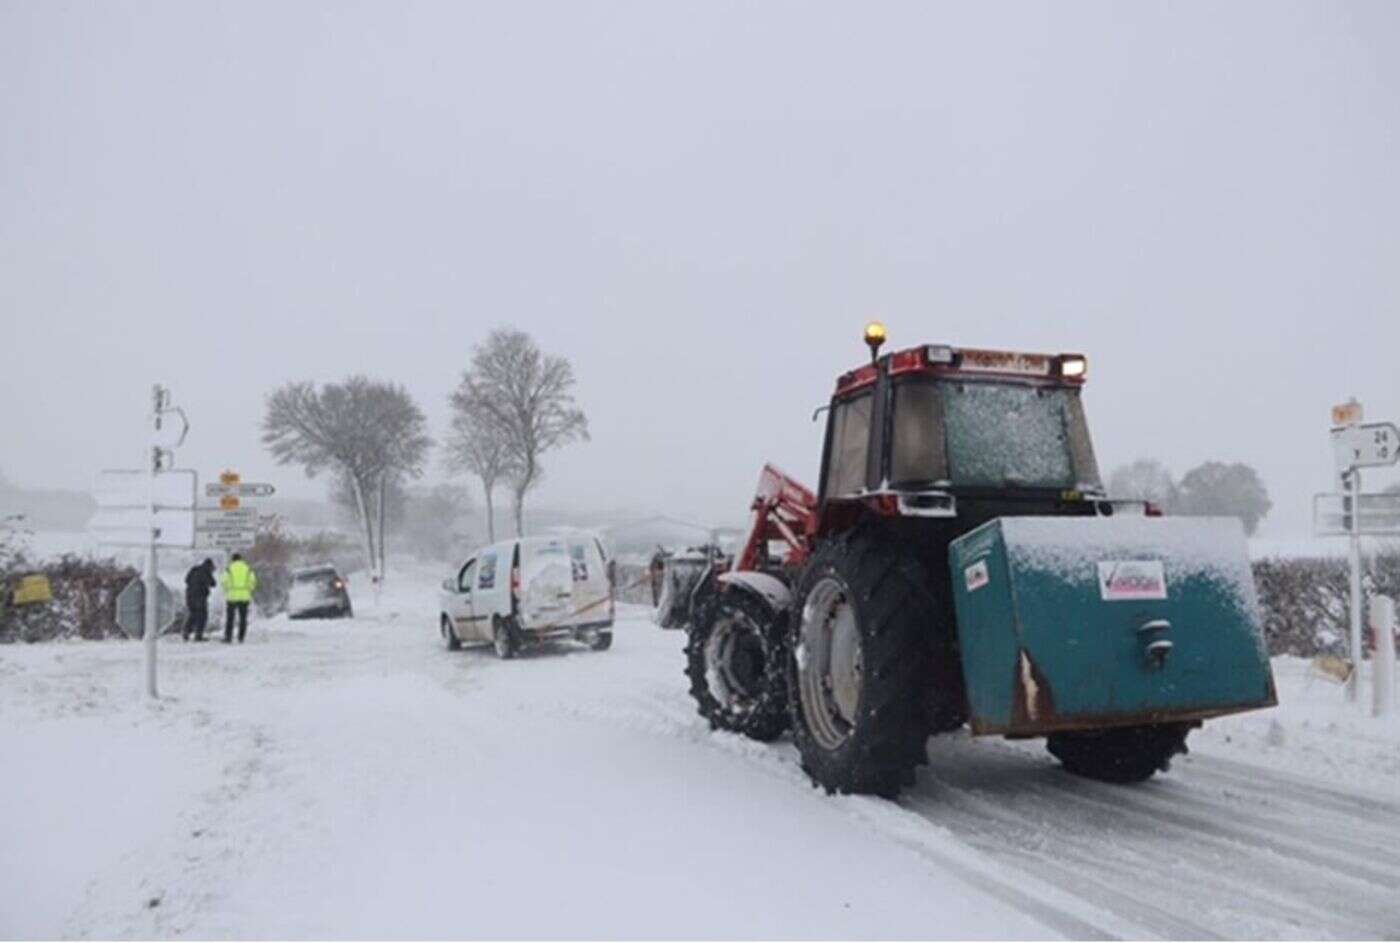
[925,344,955,364]
[1058,355,1088,379]
[864,321,887,363]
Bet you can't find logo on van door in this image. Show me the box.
[478,552,497,590]
[1096,560,1167,601]
[569,544,589,582]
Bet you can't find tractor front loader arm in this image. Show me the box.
[733,464,817,573]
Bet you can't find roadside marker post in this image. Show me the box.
[1372,596,1395,719]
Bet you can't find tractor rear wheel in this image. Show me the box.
[1046,723,1192,783]
[788,529,962,798]
[685,591,788,742]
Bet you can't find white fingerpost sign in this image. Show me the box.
[1322,399,1399,705]
[84,386,195,698]
[1330,422,1399,473]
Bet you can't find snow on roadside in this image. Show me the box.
[1,575,1061,940]
[1191,655,1399,799]
[3,563,1396,939]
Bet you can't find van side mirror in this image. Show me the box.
[442,578,455,593]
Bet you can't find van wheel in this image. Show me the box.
[1047,723,1191,783]
[588,631,613,652]
[492,616,519,660]
[441,615,461,651]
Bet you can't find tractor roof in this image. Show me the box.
[834,344,1087,397]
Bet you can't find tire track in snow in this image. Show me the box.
[504,665,1126,940]
[901,780,1224,940]
[1032,772,1398,890]
[1131,771,1400,870]
[907,736,1400,939]
[1183,752,1400,818]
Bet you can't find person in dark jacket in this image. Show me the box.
[183,558,216,642]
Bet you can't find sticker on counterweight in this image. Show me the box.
[964,559,990,592]
[1097,560,1167,601]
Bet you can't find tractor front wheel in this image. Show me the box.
[788,530,962,798]
[1046,723,1192,783]
[685,591,788,742]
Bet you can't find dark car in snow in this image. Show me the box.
[287,564,353,620]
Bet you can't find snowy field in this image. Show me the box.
[2,564,1397,940]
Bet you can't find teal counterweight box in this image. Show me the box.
[948,516,1277,736]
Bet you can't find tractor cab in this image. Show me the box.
[814,324,1121,540]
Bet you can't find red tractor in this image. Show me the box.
[677,324,1275,797]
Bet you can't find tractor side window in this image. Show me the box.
[824,392,873,496]
[891,380,948,485]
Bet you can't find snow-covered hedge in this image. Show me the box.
[0,554,138,643]
[1252,548,1400,656]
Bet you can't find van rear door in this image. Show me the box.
[567,538,611,627]
[519,539,574,629]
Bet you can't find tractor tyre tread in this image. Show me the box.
[684,590,789,742]
[788,528,964,798]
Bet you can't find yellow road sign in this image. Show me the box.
[1332,399,1363,428]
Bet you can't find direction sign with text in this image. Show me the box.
[196,530,257,550]
[90,469,198,547]
[197,507,258,529]
[89,507,198,547]
[1330,422,1399,472]
[205,482,276,498]
[94,469,197,510]
[1313,492,1400,537]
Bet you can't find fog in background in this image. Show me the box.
[2,0,1397,536]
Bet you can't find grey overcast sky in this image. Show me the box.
[2,0,1397,535]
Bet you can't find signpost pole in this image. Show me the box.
[1345,467,1363,703]
[144,385,163,699]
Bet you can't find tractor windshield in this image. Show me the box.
[891,379,1101,491]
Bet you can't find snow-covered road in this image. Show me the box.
[2,567,1397,939]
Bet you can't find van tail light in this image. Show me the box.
[1144,501,1164,517]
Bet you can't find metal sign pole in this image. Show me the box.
[144,385,163,699]
[1346,467,1364,704]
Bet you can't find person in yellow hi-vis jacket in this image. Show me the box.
[222,553,258,644]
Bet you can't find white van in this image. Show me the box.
[439,533,614,658]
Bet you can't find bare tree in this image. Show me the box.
[452,329,589,536]
[1176,461,1273,536]
[329,468,406,565]
[1107,458,1179,510]
[263,377,431,580]
[444,391,516,542]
